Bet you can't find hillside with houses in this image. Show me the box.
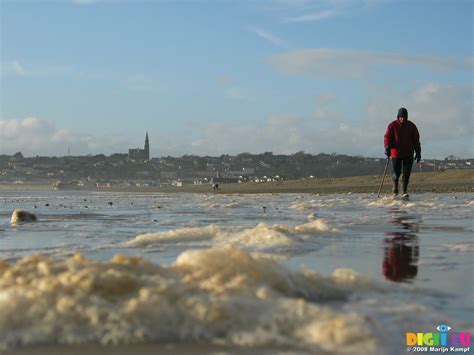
[0,152,472,188]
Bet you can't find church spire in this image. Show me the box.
[144,131,150,160]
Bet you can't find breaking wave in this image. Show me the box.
[126,219,339,253]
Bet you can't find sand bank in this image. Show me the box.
[0,170,472,194]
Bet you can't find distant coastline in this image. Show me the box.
[1,170,472,194]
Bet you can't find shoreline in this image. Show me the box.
[1,173,472,355]
[0,170,472,194]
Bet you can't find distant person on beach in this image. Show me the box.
[212,183,219,192]
[384,107,421,198]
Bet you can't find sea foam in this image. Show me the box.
[444,243,474,252]
[126,219,338,251]
[0,248,377,353]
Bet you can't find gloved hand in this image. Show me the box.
[384,147,391,157]
[415,154,421,163]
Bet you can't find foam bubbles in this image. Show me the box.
[126,225,221,247]
[223,223,294,248]
[0,248,378,352]
[126,219,338,252]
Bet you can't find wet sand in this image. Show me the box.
[1,170,472,194]
[1,173,472,354]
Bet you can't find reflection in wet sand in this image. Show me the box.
[382,210,420,282]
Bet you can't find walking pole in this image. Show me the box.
[377,157,390,197]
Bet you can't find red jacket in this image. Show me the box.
[384,119,421,158]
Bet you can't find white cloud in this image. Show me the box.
[364,83,473,158]
[190,116,311,155]
[2,82,471,159]
[11,61,27,76]
[285,10,336,22]
[1,61,29,77]
[188,115,360,156]
[270,0,389,23]
[313,107,340,121]
[188,83,472,158]
[409,84,473,140]
[1,61,73,78]
[269,49,464,78]
[314,93,340,122]
[0,117,132,156]
[72,0,97,4]
[248,26,286,47]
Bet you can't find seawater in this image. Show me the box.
[0,190,472,354]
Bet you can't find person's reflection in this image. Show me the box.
[382,210,420,282]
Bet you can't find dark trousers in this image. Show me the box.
[391,157,414,193]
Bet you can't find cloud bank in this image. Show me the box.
[269,49,467,78]
[190,83,473,158]
[1,82,471,158]
[0,117,131,157]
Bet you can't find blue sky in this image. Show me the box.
[1,0,472,158]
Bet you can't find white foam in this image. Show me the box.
[208,202,240,208]
[126,218,338,251]
[223,223,294,247]
[444,243,474,252]
[295,219,339,234]
[126,225,222,246]
[290,198,351,210]
[367,197,408,207]
[0,249,378,353]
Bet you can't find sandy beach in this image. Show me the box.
[1,170,472,194]
[1,176,472,355]
[2,2,472,354]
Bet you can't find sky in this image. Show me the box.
[0,0,472,159]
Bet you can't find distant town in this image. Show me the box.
[1,133,472,188]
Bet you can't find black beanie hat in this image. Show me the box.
[398,107,408,118]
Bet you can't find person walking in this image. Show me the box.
[384,107,421,198]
